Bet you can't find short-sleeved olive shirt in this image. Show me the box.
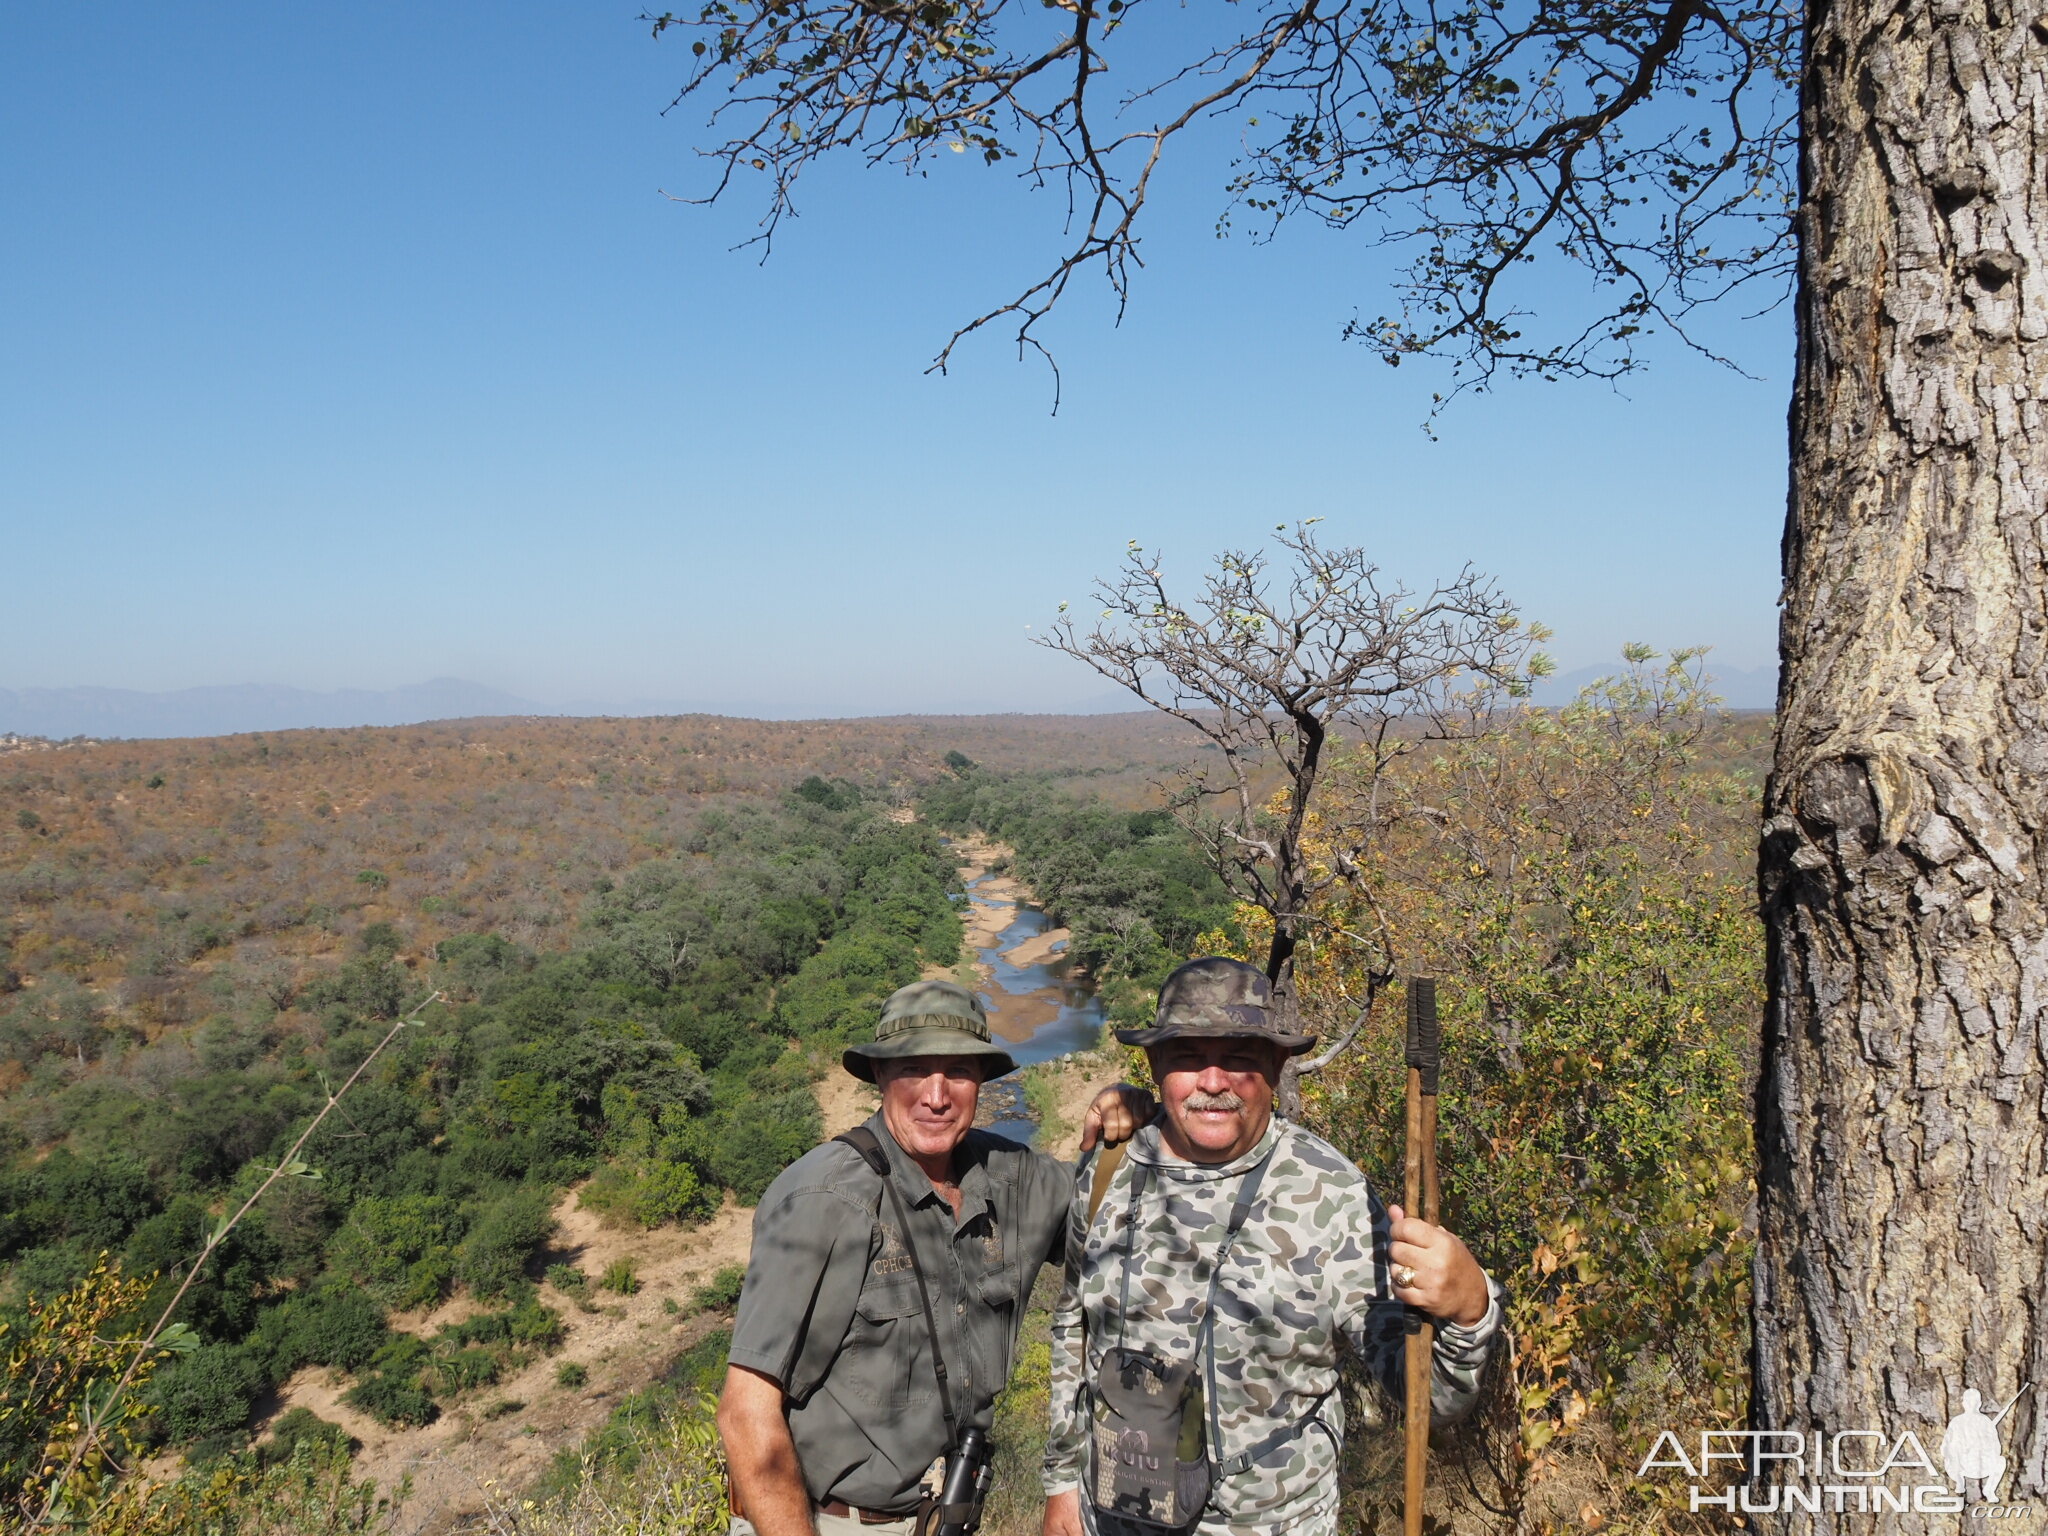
[727,1113,1073,1513]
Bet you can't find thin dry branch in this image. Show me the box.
[29,992,444,1530]
[649,0,1796,403]
[1037,523,1547,1075]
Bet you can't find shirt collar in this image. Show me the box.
[868,1111,993,1218]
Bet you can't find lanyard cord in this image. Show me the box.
[1110,1142,1278,1361]
[876,1169,960,1449]
[1100,1134,1333,1483]
[837,1128,960,1449]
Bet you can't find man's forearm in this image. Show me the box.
[1041,1287,1087,1493]
[1427,1275,1506,1427]
[719,1368,817,1536]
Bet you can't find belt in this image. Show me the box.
[817,1500,920,1525]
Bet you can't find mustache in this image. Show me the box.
[1182,1090,1247,1113]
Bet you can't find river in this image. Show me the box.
[951,855,1106,1143]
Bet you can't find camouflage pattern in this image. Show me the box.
[1043,1119,1505,1536]
[1114,957,1314,1056]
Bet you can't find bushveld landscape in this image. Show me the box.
[2,680,1768,1536]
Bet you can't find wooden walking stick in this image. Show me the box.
[1403,977,1441,1536]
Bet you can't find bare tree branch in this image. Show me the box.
[649,0,1796,403]
[1037,521,1550,1085]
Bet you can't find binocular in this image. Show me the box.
[928,1427,994,1536]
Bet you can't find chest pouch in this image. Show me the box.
[1083,1146,1276,1534]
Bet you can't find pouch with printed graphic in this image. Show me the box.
[1086,1346,1212,1532]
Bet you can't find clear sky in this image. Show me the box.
[2,3,1791,716]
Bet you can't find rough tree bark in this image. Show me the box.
[1756,0,2048,1521]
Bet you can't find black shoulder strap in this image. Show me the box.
[1199,1143,1280,1475]
[1189,1135,1335,1480]
[835,1128,959,1448]
[834,1123,889,1176]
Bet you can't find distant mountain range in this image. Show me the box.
[0,679,553,740]
[1,663,1779,741]
[0,679,1154,740]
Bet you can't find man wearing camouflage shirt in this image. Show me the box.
[1042,958,1505,1536]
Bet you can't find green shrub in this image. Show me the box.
[705,1090,819,1204]
[290,1285,390,1371]
[259,1406,357,1467]
[437,1311,510,1349]
[629,1160,708,1227]
[326,1195,459,1311]
[344,1371,438,1428]
[556,1361,589,1389]
[545,1263,588,1295]
[507,1295,565,1349]
[344,1336,438,1427]
[456,1187,555,1298]
[433,1347,501,1395]
[145,1344,263,1445]
[599,1258,639,1296]
[687,1264,746,1316]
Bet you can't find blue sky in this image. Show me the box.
[2,4,1790,716]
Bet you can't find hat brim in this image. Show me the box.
[843,1027,1018,1083]
[1114,1022,1317,1057]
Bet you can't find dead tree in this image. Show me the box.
[1040,523,1542,1098]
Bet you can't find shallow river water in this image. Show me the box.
[959,868,1104,1144]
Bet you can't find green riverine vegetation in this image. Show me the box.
[918,767,1239,1026]
[0,691,1769,1535]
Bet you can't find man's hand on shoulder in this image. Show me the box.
[1385,1204,1492,1327]
[1078,1083,1155,1151]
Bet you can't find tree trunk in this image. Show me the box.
[1269,942,1305,1117]
[1755,0,2048,1523]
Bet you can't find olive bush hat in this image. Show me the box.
[842,978,1018,1083]
[1115,956,1317,1056]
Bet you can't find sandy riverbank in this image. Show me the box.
[935,833,1073,1044]
[1024,1047,1141,1150]
[1002,926,1069,969]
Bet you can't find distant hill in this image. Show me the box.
[0,679,1162,740]
[0,678,548,739]
[2,662,1779,741]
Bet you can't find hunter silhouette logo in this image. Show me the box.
[1941,1387,2022,1504]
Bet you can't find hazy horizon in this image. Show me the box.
[0,658,1782,740]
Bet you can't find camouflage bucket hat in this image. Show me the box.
[842,978,1017,1083]
[1115,956,1316,1056]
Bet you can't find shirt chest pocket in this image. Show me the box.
[843,1278,933,1409]
[976,1265,1019,1313]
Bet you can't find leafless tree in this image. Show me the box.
[1041,522,1545,1095]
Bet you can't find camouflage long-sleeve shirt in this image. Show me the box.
[1043,1118,1504,1536]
